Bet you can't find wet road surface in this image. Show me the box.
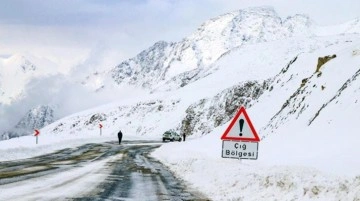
[0,140,208,201]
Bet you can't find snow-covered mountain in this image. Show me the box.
[41,33,360,139]
[6,7,360,144]
[1,105,54,140]
[1,6,360,200]
[0,54,59,104]
[79,7,357,95]
[107,7,314,91]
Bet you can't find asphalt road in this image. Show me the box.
[0,140,208,201]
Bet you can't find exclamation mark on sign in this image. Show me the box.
[239,119,244,136]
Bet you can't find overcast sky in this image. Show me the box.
[0,0,359,72]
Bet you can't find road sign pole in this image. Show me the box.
[34,129,40,144]
[99,124,103,136]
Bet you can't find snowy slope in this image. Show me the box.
[315,18,360,36]
[257,41,360,174]
[152,39,360,200]
[39,35,342,139]
[1,7,360,201]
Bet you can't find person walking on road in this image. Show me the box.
[118,130,123,144]
[182,133,186,142]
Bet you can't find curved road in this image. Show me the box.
[0,141,208,201]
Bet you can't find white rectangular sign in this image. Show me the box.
[222,140,258,160]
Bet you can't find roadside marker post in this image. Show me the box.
[34,129,40,144]
[221,106,260,160]
[99,123,103,136]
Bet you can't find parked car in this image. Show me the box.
[162,130,182,142]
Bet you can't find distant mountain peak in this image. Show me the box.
[0,52,61,104]
[3,54,37,73]
[15,105,54,129]
[1,105,55,140]
[109,7,316,91]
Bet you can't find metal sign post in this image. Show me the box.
[99,124,103,136]
[34,129,40,144]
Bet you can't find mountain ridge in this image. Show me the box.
[108,7,316,92]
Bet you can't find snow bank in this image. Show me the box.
[152,125,360,200]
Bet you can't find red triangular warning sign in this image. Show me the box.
[221,106,260,142]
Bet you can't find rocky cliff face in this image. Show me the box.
[111,41,175,88]
[180,80,270,136]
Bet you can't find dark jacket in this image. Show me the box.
[118,130,123,144]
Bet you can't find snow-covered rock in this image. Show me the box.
[180,80,270,137]
[1,105,54,140]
